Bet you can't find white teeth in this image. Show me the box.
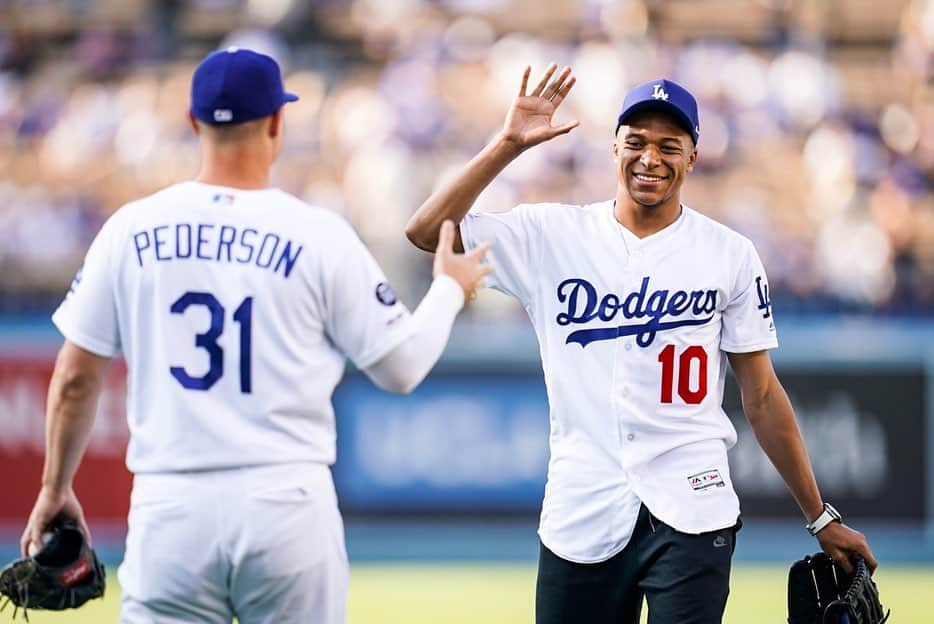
[634,173,663,182]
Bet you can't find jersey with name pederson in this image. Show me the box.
[460,200,777,563]
[53,181,413,474]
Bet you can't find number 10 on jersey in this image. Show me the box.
[658,344,708,404]
[169,291,253,393]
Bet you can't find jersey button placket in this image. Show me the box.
[614,317,634,450]
[613,222,638,454]
[617,243,640,448]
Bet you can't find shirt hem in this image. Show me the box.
[129,458,333,475]
[721,339,778,354]
[643,507,741,536]
[52,314,120,358]
[537,532,631,564]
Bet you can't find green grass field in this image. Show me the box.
[12,563,927,623]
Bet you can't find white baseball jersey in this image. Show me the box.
[461,200,778,563]
[53,181,414,474]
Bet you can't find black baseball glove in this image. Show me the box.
[787,552,889,624]
[0,518,105,619]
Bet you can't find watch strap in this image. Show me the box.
[806,503,842,536]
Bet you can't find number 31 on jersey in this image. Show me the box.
[169,291,253,393]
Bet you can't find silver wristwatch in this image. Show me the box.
[806,503,842,536]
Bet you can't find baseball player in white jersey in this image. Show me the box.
[406,65,878,623]
[20,48,492,624]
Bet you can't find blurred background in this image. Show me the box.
[0,0,932,621]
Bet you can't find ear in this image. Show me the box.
[188,111,201,135]
[686,146,698,172]
[269,109,283,138]
[612,139,620,161]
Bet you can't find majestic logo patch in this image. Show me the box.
[688,469,725,492]
[755,275,771,319]
[713,535,728,548]
[375,282,398,306]
[556,277,717,348]
[652,84,669,101]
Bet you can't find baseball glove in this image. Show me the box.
[0,518,105,619]
[787,552,889,624]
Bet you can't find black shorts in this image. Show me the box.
[536,504,741,624]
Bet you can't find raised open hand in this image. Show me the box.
[501,63,579,151]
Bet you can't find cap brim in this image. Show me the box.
[283,92,299,103]
[616,100,696,143]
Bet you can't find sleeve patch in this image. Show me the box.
[754,275,772,319]
[375,282,398,306]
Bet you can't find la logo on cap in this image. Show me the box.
[652,84,669,101]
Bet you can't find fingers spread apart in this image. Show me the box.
[551,76,576,108]
[543,67,572,100]
[530,63,558,97]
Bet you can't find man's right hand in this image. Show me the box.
[500,63,579,151]
[433,220,493,301]
[405,64,578,254]
[20,485,91,557]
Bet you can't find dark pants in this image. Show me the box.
[536,504,740,624]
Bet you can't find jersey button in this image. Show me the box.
[627,433,635,442]
[625,343,632,351]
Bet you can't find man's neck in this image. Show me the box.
[613,193,682,239]
[196,147,272,190]
[195,172,270,190]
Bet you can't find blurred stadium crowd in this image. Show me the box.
[1,0,933,315]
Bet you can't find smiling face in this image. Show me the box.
[613,110,697,212]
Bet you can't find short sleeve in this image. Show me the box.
[459,203,541,304]
[322,227,414,369]
[51,216,122,357]
[720,239,779,353]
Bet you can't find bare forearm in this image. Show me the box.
[406,134,521,252]
[42,365,103,493]
[730,351,876,572]
[744,385,823,522]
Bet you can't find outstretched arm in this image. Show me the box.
[728,350,876,574]
[21,341,110,555]
[365,221,492,393]
[405,64,579,253]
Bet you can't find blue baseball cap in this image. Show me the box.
[191,47,298,125]
[615,79,699,145]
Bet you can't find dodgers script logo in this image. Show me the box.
[556,277,717,348]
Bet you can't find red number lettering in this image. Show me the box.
[658,345,708,404]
